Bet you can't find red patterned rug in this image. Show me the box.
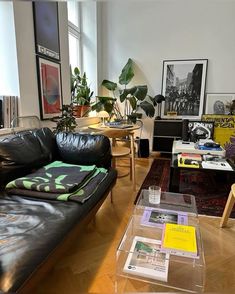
[135,158,235,218]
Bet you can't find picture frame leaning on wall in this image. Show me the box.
[161,59,208,120]
[33,1,60,61]
[36,56,63,120]
[205,93,235,115]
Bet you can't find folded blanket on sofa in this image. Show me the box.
[6,161,97,193]
[6,161,108,203]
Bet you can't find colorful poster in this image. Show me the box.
[37,57,62,119]
[202,115,235,158]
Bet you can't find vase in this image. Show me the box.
[73,105,90,118]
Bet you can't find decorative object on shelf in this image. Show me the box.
[37,56,62,120]
[71,67,94,117]
[54,104,77,133]
[154,94,165,119]
[92,58,155,122]
[205,93,235,115]
[97,110,109,126]
[161,59,208,120]
[187,121,214,142]
[33,2,60,61]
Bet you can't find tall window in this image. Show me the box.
[67,1,81,71]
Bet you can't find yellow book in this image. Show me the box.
[177,156,200,168]
[161,223,198,258]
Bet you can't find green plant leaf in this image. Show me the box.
[133,85,148,100]
[119,58,134,85]
[119,88,131,102]
[74,67,80,75]
[102,80,117,91]
[139,101,155,117]
[91,96,116,114]
[128,96,137,110]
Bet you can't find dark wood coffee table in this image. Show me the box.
[169,153,235,192]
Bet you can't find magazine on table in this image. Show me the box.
[123,236,170,282]
[140,208,188,228]
[177,153,201,168]
[201,160,233,171]
[161,223,198,259]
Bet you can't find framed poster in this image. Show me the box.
[205,93,235,115]
[33,2,60,60]
[37,57,63,120]
[161,59,208,119]
[202,114,235,158]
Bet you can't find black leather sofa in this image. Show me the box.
[0,127,117,293]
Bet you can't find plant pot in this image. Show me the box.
[73,105,90,118]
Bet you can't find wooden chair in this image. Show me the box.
[100,129,136,191]
[220,184,235,227]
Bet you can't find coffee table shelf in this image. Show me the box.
[115,190,205,293]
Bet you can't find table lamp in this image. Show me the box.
[97,110,109,126]
[154,94,165,120]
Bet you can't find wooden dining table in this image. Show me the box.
[89,123,141,190]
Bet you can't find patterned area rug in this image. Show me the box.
[135,158,235,218]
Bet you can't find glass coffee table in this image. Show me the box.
[116,190,205,293]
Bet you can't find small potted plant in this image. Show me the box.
[54,104,77,132]
[71,67,94,117]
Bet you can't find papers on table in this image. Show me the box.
[201,160,233,171]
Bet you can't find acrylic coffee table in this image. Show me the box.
[115,190,205,293]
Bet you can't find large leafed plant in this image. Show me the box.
[92,58,155,121]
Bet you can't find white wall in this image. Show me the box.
[13,1,70,121]
[99,0,235,147]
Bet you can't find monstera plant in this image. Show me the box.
[92,58,155,122]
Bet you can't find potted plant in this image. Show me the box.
[92,58,155,123]
[71,67,94,117]
[54,104,77,132]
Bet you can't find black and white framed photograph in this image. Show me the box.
[205,93,235,115]
[161,59,208,119]
[33,2,60,60]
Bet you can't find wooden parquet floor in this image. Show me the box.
[36,157,235,294]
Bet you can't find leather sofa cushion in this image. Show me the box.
[56,132,112,168]
[0,128,56,166]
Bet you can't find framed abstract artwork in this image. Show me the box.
[205,93,235,115]
[37,57,63,120]
[161,59,208,119]
[33,2,60,60]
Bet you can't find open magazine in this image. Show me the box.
[140,208,188,228]
[123,236,170,282]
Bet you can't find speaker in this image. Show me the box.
[182,119,189,141]
[138,139,149,158]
